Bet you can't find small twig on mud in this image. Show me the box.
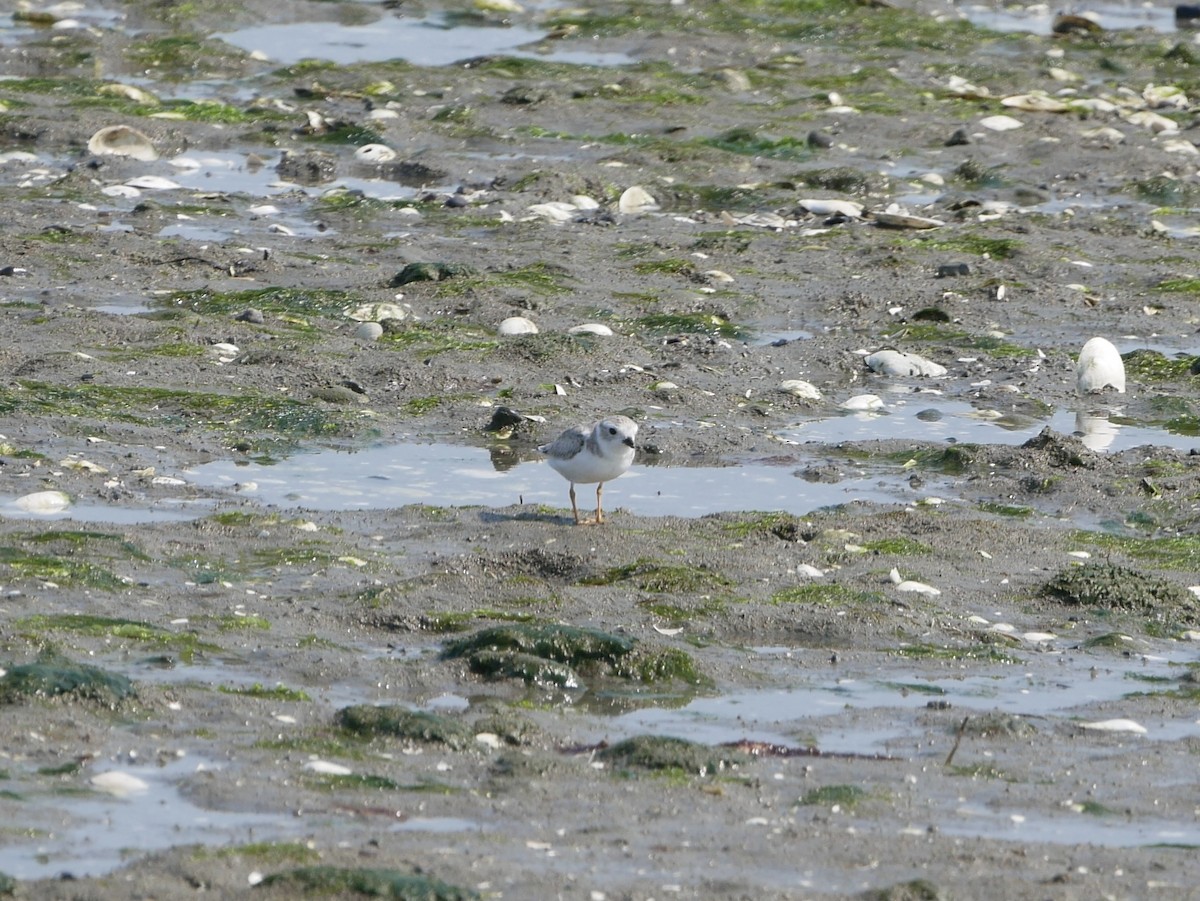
[944,716,970,767]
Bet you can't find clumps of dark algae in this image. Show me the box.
[596,735,747,776]
[335,704,537,748]
[0,656,134,708]
[0,871,14,897]
[1042,561,1200,626]
[439,623,708,689]
[255,866,477,899]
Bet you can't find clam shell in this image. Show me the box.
[354,322,384,341]
[865,349,947,378]
[617,185,658,214]
[12,490,71,513]
[87,125,158,162]
[498,316,538,336]
[347,302,409,323]
[798,198,863,218]
[873,210,944,229]
[568,323,613,337]
[1076,336,1125,394]
[779,379,822,400]
[1001,93,1069,113]
[978,115,1023,132]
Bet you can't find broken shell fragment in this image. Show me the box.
[568,323,614,337]
[354,143,398,163]
[87,125,158,162]
[780,379,822,400]
[873,205,944,229]
[1076,336,1126,394]
[978,115,1023,132]
[1001,93,1070,113]
[12,490,71,513]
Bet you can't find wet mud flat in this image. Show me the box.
[2,0,1200,898]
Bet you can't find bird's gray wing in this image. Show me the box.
[539,425,588,459]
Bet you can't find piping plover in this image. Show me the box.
[538,415,637,524]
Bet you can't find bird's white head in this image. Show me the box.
[596,415,638,451]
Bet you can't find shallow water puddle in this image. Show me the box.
[0,755,297,880]
[215,13,632,68]
[187,442,924,517]
[960,1,1184,33]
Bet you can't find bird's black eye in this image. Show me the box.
[608,427,617,435]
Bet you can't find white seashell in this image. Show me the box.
[347,302,408,323]
[354,143,397,163]
[840,393,884,411]
[798,198,863,218]
[101,184,141,198]
[1078,719,1147,735]
[1001,93,1070,113]
[91,771,150,797]
[873,208,944,229]
[865,349,947,378]
[498,316,538,336]
[978,115,1024,131]
[653,625,685,636]
[12,490,70,513]
[1022,632,1056,643]
[1076,337,1125,394]
[889,568,941,596]
[354,322,383,341]
[779,379,822,400]
[211,342,239,356]
[618,185,658,214]
[1142,83,1188,109]
[569,195,600,210]
[151,476,187,487]
[795,564,824,578]
[248,204,280,216]
[527,202,576,222]
[59,458,107,474]
[704,269,735,283]
[98,83,159,104]
[1080,126,1125,146]
[568,323,613,337]
[1160,139,1199,156]
[87,125,158,162]
[1123,110,1178,134]
[304,759,353,775]
[124,175,181,190]
[475,732,503,749]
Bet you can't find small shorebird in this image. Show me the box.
[538,415,637,524]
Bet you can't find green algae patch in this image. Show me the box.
[1042,562,1199,626]
[579,559,732,593]
[0,546,127,591]
[219,683,311,702]
[461,650,581,688]
[165,286,361,320]
[771,584,884,608]
[862,537,933,555]
[720,512,808,541]
[0,658,134,707]
[442,623,706,688]
[1075,533,1200,570]
[1121,348,1198,382]
[257,866,478,899]
[861,879,945,901]
[798,784,866,808]
[388,262,477,287]
[202,841,319,865]
[0,872,12,897]
[336,707,474,749]
[597,735,746,776]
[632,312,749,340]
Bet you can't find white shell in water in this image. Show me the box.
[91,771,150,797]
[779,379,822,400]
[568,323,613,337]
[354,143,397,163]
[798,198,863,218]
[1076,336,1125,394]
[87,125,158,162]
[13,490,71,513]
[840,394,885,411]
[618,185,658,214]
[498,316,538,336]
[865,349,948,378]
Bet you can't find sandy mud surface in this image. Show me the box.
[1,0,1200,898]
